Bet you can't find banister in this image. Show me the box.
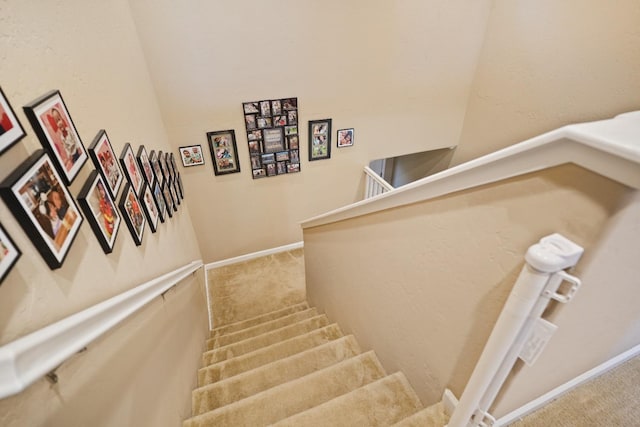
[0,259,203,400]
[363,166,394,199]
[301,111,640,228]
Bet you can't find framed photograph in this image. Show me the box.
[287,135,299,149]
[169,153,178,176]
[88,130,123,199]
[119,143,144,196]
[23,90,87,185]
[252,168,266,179]
[152,180,167,223]
[77,170,120,254]
[137,145,155,185]
[0,223,21,284]
[162,181,176,214]
[337,128,354,147]
[257,117,272,129]
[164,151,174,182]
[263,128,285,153]
[139,183,159,232]
[169,180,180,208]
[243,102,259,114]
[157,150,170,183]
[287,110,297,125]
[176,172,184,199]
[271,100,282,115]
[118,182,145,246]
[309,119,332,161]
[276,161,287,175]
[0,87,26,155]
[266,163,277,177]
[207,130,241,176]
[287,163,300,173]
[0,150,83,269]
[149,150,164,187]
[275,151,289,162]
[261,153,275,164]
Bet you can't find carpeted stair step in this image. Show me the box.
[271,372,424,426]
[392,402,449,426]
[209,302,309,339]
[182,351,387,427]
[202,315,330,363]
[206,307,319,349]
[199,323,345,385]
[192,335,362,414]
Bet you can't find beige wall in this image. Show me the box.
[303,165,639,409]
[127,0,492,261]
[453,0,640,165]
[0,1,207,425]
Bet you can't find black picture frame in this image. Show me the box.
[77,170,121,254]
[137,145,155,186]
[207,130,241,176]
[0,150,83,269]
[118,182,145,246]
[0,86,26,155]
[88,130,123,199]
[162,181,175,215]
[308,119,332,161]
[139,182,159,233]
[119,143,144,196]
[0,222,21,284]
[23,90,87,185]
[176,172,184,199]
[149,150,165,187]
[152,180,167,223]
[179,144,205,167]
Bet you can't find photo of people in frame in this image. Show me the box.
[0,87,26,155]
[77,171,120,253]
[89,131,123,198]
[119,183,145,245]
[337,128,354,148]
[179,144,204,167]
[119,144,144,195]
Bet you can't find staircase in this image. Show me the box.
[182,301,449,426]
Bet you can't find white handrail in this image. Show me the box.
[0,259,203,400]
[302,112,640,228]
[448,235,584,427]
[363,166,394,199]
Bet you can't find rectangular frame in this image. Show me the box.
[149,150,165,187]
[119,143,144,196]
[23,90,87,185]
[0,222,21,284]
[137,145,155,186]
[179,144,205,167]
[337,128,354,147]
[0,86,26,155]
[207,130,241,176]
[118,182,146,246]
[88,130,123,199]
[152,180,167,223]
[308,119,332,161]
[139,182,160,232]
[0,150,83,269]
[77,170,121,254]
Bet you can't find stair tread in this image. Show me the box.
[192,335,362,414]
[199,324,344,382]
[183,351,386,427]
[210,302,309,338]
[272,372,424,427]
[206,308,319,348]
[203,315,330,362]
[392,402,449,427]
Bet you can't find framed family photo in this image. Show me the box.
[139,183,160,233]
[0,150,83,269]
[23,90,87,185]
[88,130,123,199]
[152,181,167,223]
[0,87,26,155]
[0,223,21,284]
[77,170,121,254]
[308,119,332,161]
[337,128,354,147]
[179,144,205,167]
[207,130,240,176]
[137,145,155,186]
[149,150,165,187]
[118,183,145,246]
[119,143,144,196]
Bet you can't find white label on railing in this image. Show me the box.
[519,318,558,366]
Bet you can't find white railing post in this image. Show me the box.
[363,166,394,199]
[448,234,584,427]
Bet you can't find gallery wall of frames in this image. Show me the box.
[0,88,356,284]
[0,87,184,280]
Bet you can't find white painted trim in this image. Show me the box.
[0,260,203,400]
[204,267,212,331]
[442,388,459,417]
[204,241,304,270]
[301,111,640,229]
[494,342,640,426]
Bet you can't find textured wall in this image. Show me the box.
[453,0,640,165]
[304,164,638,409]
[127,0,492,261]
[0,1,207,425]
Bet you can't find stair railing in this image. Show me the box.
[363,166,394,199]
[448,234,584,427]
[0,259,203,400]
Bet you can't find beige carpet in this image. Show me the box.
[512,354,640,426]
[183,249,448,426]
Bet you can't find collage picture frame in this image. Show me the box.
[207,130,240,176]
[23,90,87,185]
[309,119,332,161]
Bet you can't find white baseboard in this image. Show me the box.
[494,342,640,426]
[205,241,304,270]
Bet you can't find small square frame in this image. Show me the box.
[0,86,26,155]
[207,130,241,176]
[337,128,354,147]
